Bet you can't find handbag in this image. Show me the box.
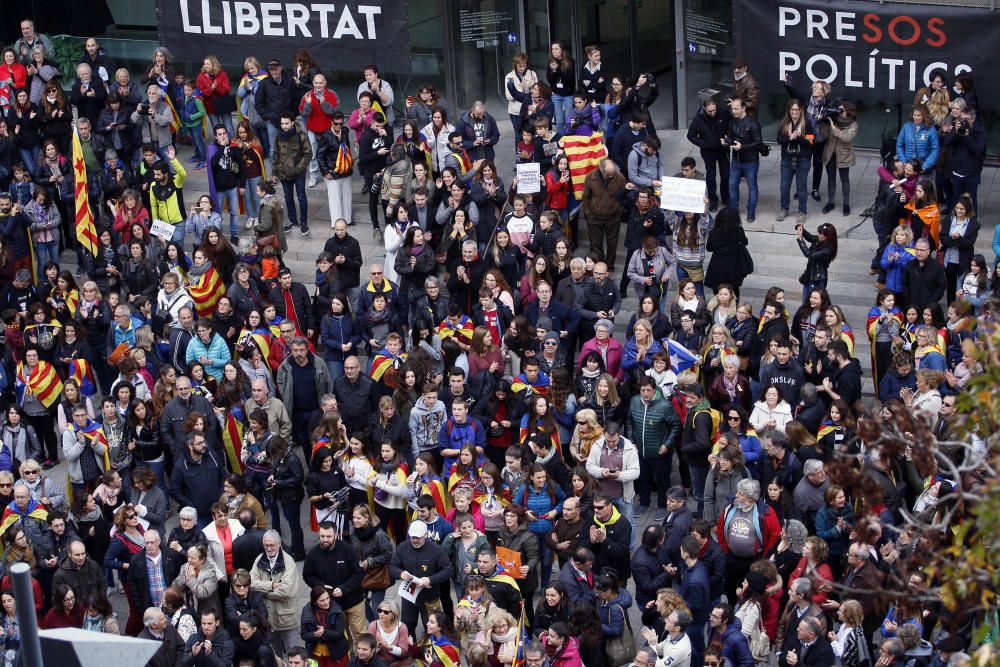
[333,142,353,175]
[213,93,237,115]
[738,243,755,275]
[370,169,385,195]
[256,234,280,249]
[361,564,391,591]
[748,606,771,662]
[605,604,637,666]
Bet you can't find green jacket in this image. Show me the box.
[441,531,490,587]
[272,125,312,181]
[255,194,287,253]
[624,394,681,459]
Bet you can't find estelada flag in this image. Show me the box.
[562,132,609,198]
[15,360,63,409]
[71,129,99,257]
[189,266,226,317]
[222,404,245,474]
[437,315,474,342]
[0,500,48,549]
[68,358,97,397]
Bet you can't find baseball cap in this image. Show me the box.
[267,59,281,69]
[408,521,428,538]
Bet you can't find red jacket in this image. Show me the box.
[196,70,232,115]
[299,89,340,134]
[545,169,569,210]
[0,63,28,89]
[716,500,781,556]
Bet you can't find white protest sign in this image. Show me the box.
[660,177,707,213]
[150,219,176,242]
[516,162,541,194]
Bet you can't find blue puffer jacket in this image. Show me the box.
[320,313,362,363]
[896,121,940,171]
[513,483,566,535]
[598,589,633,637]
[185,332,232,380]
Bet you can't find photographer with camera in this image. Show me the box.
[941,97,986,216]
[687,98,731,212]
[819,100,858,217]
[131,83,174,162]
[783,75,832,202]
[723,97,762,223]
[776,99,814,224]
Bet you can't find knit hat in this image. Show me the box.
[543,331,560,344]
[745,571,768,595]
[536,317,553,332]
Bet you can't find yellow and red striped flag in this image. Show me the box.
[561,132,609,197]
[71,129,99,258]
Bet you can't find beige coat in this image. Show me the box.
[504,68,539,116]
[250,549,303,631]
[822,120,858,168]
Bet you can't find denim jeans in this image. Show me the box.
[779,155,810,214]
[326,360,344,379]
[208,113,235,139]
[728,158,760,217]
[189,126,207,162]
[307,130,321,182]
[689,464,710,517]
[550,93,574,135]
[19,147,39,177]
[266,123,279,160]
[534,531,554,589]
[35,240,60,280]
[243,175,262,219]
[281,175,308,227]
[214,187,241,236]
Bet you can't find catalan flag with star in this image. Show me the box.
[71,128,99,258]
[15,360,63,409]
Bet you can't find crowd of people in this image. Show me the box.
[0,17,997,667]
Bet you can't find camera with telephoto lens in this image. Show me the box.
[819,99,843,119]
[136,103,149,116]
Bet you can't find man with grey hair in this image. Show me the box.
[71,62,106,127]
[161,375,219,458]
[128,529,183,616]
[14,19,54,63]
[792,459,829,531]
[777,578,826,665]
[784,614,834,667]
[555,257,592,358]
[717,477,781,604]
[581,158,626,270]
[642,607,692,666]
[523,639,545,667]
[456,100,500,162]
[245,376,293,441]
[139,606,183,667]
[276,335,333,458]
[825,541,886,638]
[250,530,303,658]
[448,239,488,314]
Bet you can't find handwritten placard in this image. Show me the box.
[660,177,707,213]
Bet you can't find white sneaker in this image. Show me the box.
[307,176,318,188]
[244,217,255,229]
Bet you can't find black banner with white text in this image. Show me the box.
[734,0,1000,108]
[156,0,410,71]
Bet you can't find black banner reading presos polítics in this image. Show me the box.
[156,0,410,71]
[734,0,1000,108]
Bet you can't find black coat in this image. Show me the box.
[797,229,834,284]
[254,74,298,127]
[322,234,363,289]
[302,541,365,609]
[126,547,183,613]
[578,513,632,581]
[270,446,305,503]
[902,259,946,309]
[332,374,381,434]
[686,105,731,157]
[300,600,349,659]
[268,282,313,333]
[706,224,751,291]
[232,528,266,573]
